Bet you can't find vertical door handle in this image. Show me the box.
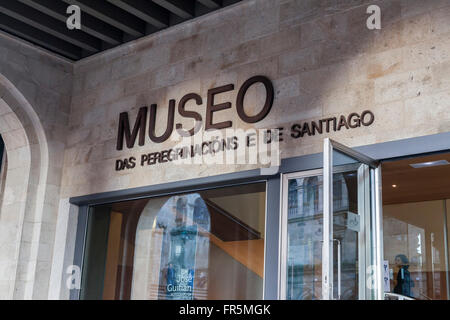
[333,239,341,300]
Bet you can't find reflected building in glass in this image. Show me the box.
[286,172,358,300]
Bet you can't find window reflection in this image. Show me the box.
[286,171,359,300]
[80,183,266,300]
[136,194,211,300]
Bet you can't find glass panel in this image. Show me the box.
[381,153,450,300]
[383,200,449,299]
[331,164,360,300]
[328,144,378,300]
[80,183,266,300]
[285,169,361,300]
[286,175,323,300]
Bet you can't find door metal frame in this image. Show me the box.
[358,164,369,300]
[326,139,380,169]
[323,139,333,300]
[372,166,384,300]
[323,138,383,300]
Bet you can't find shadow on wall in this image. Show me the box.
[264,0,448,157]
[78,0,450,189]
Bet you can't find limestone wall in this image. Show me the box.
[0,33,72,299]
[64,0,450,198]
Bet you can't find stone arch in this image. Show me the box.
[0,73,49,299]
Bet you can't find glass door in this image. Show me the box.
[322,138,383,300]
[280,138,383,300]
[280,168,325,300]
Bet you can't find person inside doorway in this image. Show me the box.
[394,254,414,298]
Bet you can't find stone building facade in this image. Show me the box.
[0,0,449,299]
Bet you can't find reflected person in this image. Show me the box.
[394,254,414,298]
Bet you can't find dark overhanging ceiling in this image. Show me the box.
[0,0,242,61]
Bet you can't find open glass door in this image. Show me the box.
[279,138,383,300]
[322,138,383,300]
